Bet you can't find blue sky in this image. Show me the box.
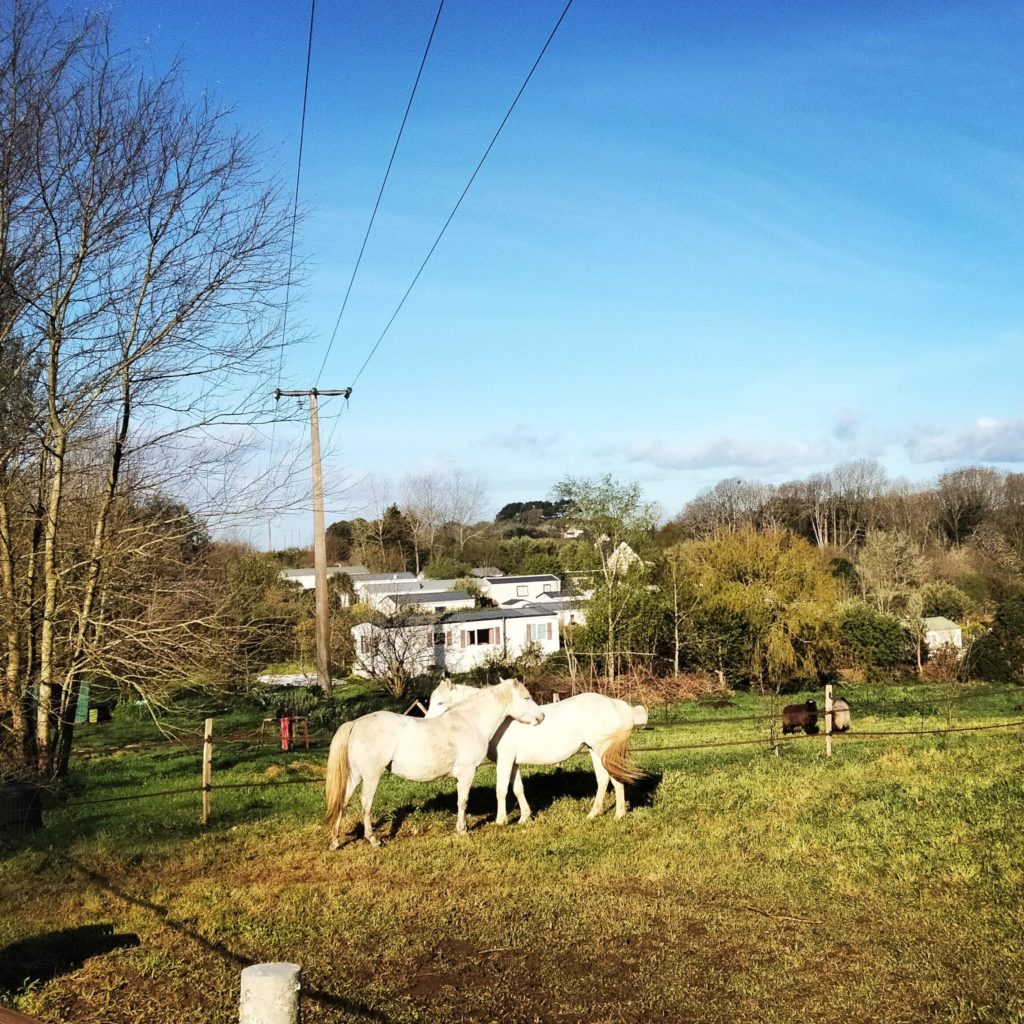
[100,1,1023,543]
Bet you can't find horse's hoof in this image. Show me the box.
[367,835,380,847]
[328,836,341,851]
[518,816,533,826]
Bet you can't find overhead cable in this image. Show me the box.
[270,0,317,462]
[314,0,446,386]
[346,0,576,391]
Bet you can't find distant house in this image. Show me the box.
[351,605,559,678]
[379,591,476,615]
[529,591,588,627]
[606,541,643,574]
[279,566,363,591]
[356,578,458,611]
[479,574,560,605]
[925,616,963,653]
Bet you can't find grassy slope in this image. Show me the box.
[2,683,1023,1024]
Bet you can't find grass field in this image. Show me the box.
[2,682,1023,1023]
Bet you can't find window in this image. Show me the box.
[433,606,446,614]
[516,585,528,597]
[542,583,555,593]
[433,630,445,646]
[528,622,553,642]
[461,627,499,646]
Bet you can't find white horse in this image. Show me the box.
[325,678,544,847]
[427,681,647,824]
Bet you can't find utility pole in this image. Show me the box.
[276,387,351,692]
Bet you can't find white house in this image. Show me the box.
[925,616,963,653]
[277,567,414,606]
[479,574,560,605]
[530,592,588,627]
[279,566,367,591]
[356,578,459,611]
[351,605,559,678]
[379,591,476,615]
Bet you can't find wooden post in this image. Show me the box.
[824,683,833,758]
[240,963,301,1024]
[275,387,350,695]
[201,717,213,825]
[308,390,332,694]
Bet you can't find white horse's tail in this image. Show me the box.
[601,724,646,784]
[632,705,648,726]
[324,720,355,823]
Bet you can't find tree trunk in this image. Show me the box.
[36,425,66,776]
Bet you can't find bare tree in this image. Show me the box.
[0,3,294,777]
[402,471,444,571]
[355,615,434,699]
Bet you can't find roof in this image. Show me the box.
[484,574,560,585]
[924,616,961,631]
[524,598,578,612]
[471,567,502,577]
[358,578,457,594]
[354,605,558,630]
[441,606,557,624]
[280,566,351,578]
[390,591,473,606]
[349,571,415,583]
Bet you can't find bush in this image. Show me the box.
[839,603,911,672]
[970,593,1024,683]
[921,581,973,621]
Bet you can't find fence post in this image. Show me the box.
[824,683,833,758]
[201,717,213,826]
[240,963,301,1024]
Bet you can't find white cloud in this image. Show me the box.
[483,422,559,453]
[832,409,862,442]
[905,416,1024,463]
[618,436,833,472]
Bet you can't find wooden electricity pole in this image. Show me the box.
[276,387,351,692]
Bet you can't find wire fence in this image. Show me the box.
[47,684,1024,815]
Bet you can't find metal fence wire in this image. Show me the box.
[52,685,1024,811]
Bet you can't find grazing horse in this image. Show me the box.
[831,696,852,732]
[782,699,819,735]
[324,678,544,848]
[427,680,647,824]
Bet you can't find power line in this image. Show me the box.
[270,0,318,466]
[345,0,576,393]
[314,0,446,387]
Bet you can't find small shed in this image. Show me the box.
[924,616,963,652]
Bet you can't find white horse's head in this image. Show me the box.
[424,678,454,718]
[632,704,648,726]
[500,677,544,726]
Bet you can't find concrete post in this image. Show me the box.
[240,962,301,1024]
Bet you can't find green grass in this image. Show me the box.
[2,680,1023,1023]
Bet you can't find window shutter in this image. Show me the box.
[445,631,452,647]
[547,622,553,641]
[460,630,466,648]
[489,627,497,645]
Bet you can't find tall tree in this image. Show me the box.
[552,474,659,684]
[667,528,839,690]
[0,2,292,777]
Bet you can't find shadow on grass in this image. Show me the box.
[0,924,140,994]
[55,854,390,1022]
[390,767,664,828]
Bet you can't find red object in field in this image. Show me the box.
[280,716,291,751]
[278,715,309,752]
